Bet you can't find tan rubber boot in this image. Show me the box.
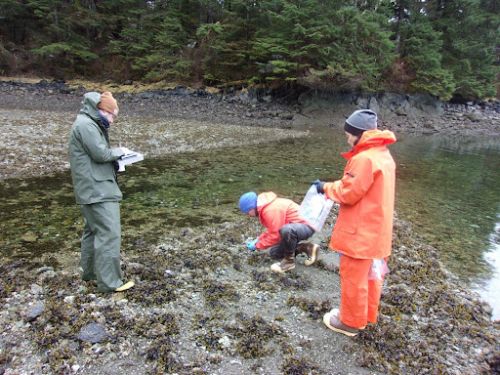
[270,256,295,274]
[115,280,135,292]
[297,242,320,266]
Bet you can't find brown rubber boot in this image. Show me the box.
[270,256,295,274]
[296,242,320,266]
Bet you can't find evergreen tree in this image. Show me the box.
[426,0,498,100]
[0,0,496,99]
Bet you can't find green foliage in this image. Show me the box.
[398,17,455,99]
[33,43,98,61]
[426,0,498,99]
[0,0,497,100]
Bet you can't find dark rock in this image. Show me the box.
[464,111,483,122]
[77,323,109,343]
[180,227,195,237]
[126,262,145,274]
[279,112,294,120]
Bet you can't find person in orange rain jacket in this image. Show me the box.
[313,109,396,337]
[238,191,320,273]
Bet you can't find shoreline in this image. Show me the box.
[0,80,499,374]
[1,78,499,182]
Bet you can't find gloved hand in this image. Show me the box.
[245,238,258,251]
[312,179,325,194]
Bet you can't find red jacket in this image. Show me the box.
[255,192,310,250]
[323,129,396,259]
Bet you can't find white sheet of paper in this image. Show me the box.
[117,150,144,172]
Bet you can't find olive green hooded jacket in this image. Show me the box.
[68,92,124,205]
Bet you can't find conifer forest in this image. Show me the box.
[0,1,498,101]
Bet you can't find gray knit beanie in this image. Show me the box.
[344,109,378,136]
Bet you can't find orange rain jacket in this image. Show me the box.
[323,129,396,259]
[255,192,310,250]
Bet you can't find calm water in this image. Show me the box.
[0,127,499,318]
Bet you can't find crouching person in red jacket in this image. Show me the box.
[238,191,319,273]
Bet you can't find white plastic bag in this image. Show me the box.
[299,185,334,232]
[368,259,389,281]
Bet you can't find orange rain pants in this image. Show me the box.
[339,254,384,329]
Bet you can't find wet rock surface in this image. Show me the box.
[0,212,498,374]
[76,323,109,344]
[0,80,499,374]
[24,302,45,322]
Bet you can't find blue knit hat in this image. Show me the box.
[239,192,257,213]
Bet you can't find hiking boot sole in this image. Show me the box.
[323,311,359,337]
[115,280,135,292]
[270,262,295,274]
[304,244,319,266]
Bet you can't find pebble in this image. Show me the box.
[77,323,109,343]
[25,302,45,322]
[30,284,43,295]
[64,295,75,305]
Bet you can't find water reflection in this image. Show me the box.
[473,218,500,320]
[392,133,500,319]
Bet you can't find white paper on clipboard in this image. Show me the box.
[117,150,144,172]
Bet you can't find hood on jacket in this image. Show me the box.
[342,129,396,160]
[257,192,277,211]
[79,92,101,122]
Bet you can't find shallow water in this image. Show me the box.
[0,127,499,318]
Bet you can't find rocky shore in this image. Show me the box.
[1,78,499,181]
[0,79,499,374]
[1,212,498,374]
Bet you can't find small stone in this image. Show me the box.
[77,323,109,343]
[30,284,43,295]
[25,302,45,322]
[21,231,38,242]
[36,266,54,274]
[127,262,145,273]
[64,295,75,305]
[218,335,231,349]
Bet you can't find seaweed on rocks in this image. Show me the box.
[45,340,79,374]
[1,203,498,374]
[282,355,321,375]
[313,258,339,274]
[192,312,226,351]
[287,296,332,320]
[226,314,285,359]
[278,272,312,290]
[0,348,12,375]
[32,299,80,349]
[126,280,178,306]
[145,336,180,373]
[247,252,273,267]
[202,279,240,308]
[353,219,500,374]
[135,312,179,339]
[251,269,279,292]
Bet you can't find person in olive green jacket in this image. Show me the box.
[68,91,134,293]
